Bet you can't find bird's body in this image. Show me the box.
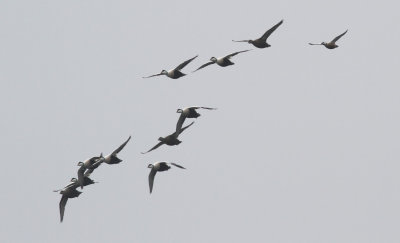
[147,162,186,193]
[151,161,172,172]
[160,134,182,146]
[164,69,185,79]
[323,43,339,49]
[143,55,198,79]
[309,30,348,49]
[215,57,234,67]
[248,39,271,49]
[78,176,96,187]
[193,50,250,72]
[183,108,201,118]
[141,122,195,154]
[232,20,284,48]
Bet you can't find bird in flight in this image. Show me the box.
[97,136,132,165]
[147,162,186,193]
[309,30,348,49]
[141,122,195,154]
[192,50,250,72]
[143,55,198,79]
[176,106,216,133]
[53,177,95,222]
[232,19,284,48]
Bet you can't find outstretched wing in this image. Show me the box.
[174,121,195,137]
[224,49,251,59]
[77,166,86,189]
[148,169,157,193]
[175,55,198,71]
[59,195,68,222]
[141,141,164,154]
[142,73,163,79]
[331,29,348,44]
[186,106,217,110]
[232,39,251,43]
[260,19,284,41]
[175,113,187,135]
[192,61,214,72]
[112,136,131,155]
[171,163,186,169]
[199,106,217,110]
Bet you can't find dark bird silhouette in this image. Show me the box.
[309,30,348,49]
[143,55,198,79]
[232,20,284,48]
[192,50,250,72]
[141,122,194,154]
[176,106,216,133]
[97,136,132,165]
[148,162,186,193]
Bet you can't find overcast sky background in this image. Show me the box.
[0,0,399,242]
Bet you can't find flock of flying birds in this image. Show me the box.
[54,19,348,222]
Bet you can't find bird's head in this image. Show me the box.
[70,178,78,182]
[161,70,168,75]
[176,108,183,113]
[158,137,165,142]
[210,57,217,62]
[147,164,154,168]
[77,161,84,166]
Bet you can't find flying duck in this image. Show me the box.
[98,136,132,165]
[141,121,194,154]
[147,162,186,193]
[309,30,348,49]
[192,50,250,72]
[54,178,82,222]
[77,155,103,189]
[176,106,216,133]
[232,19,284,48]
[143,55,198,79]
[54,177,98,222]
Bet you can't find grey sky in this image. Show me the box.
[0,0,399,242]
